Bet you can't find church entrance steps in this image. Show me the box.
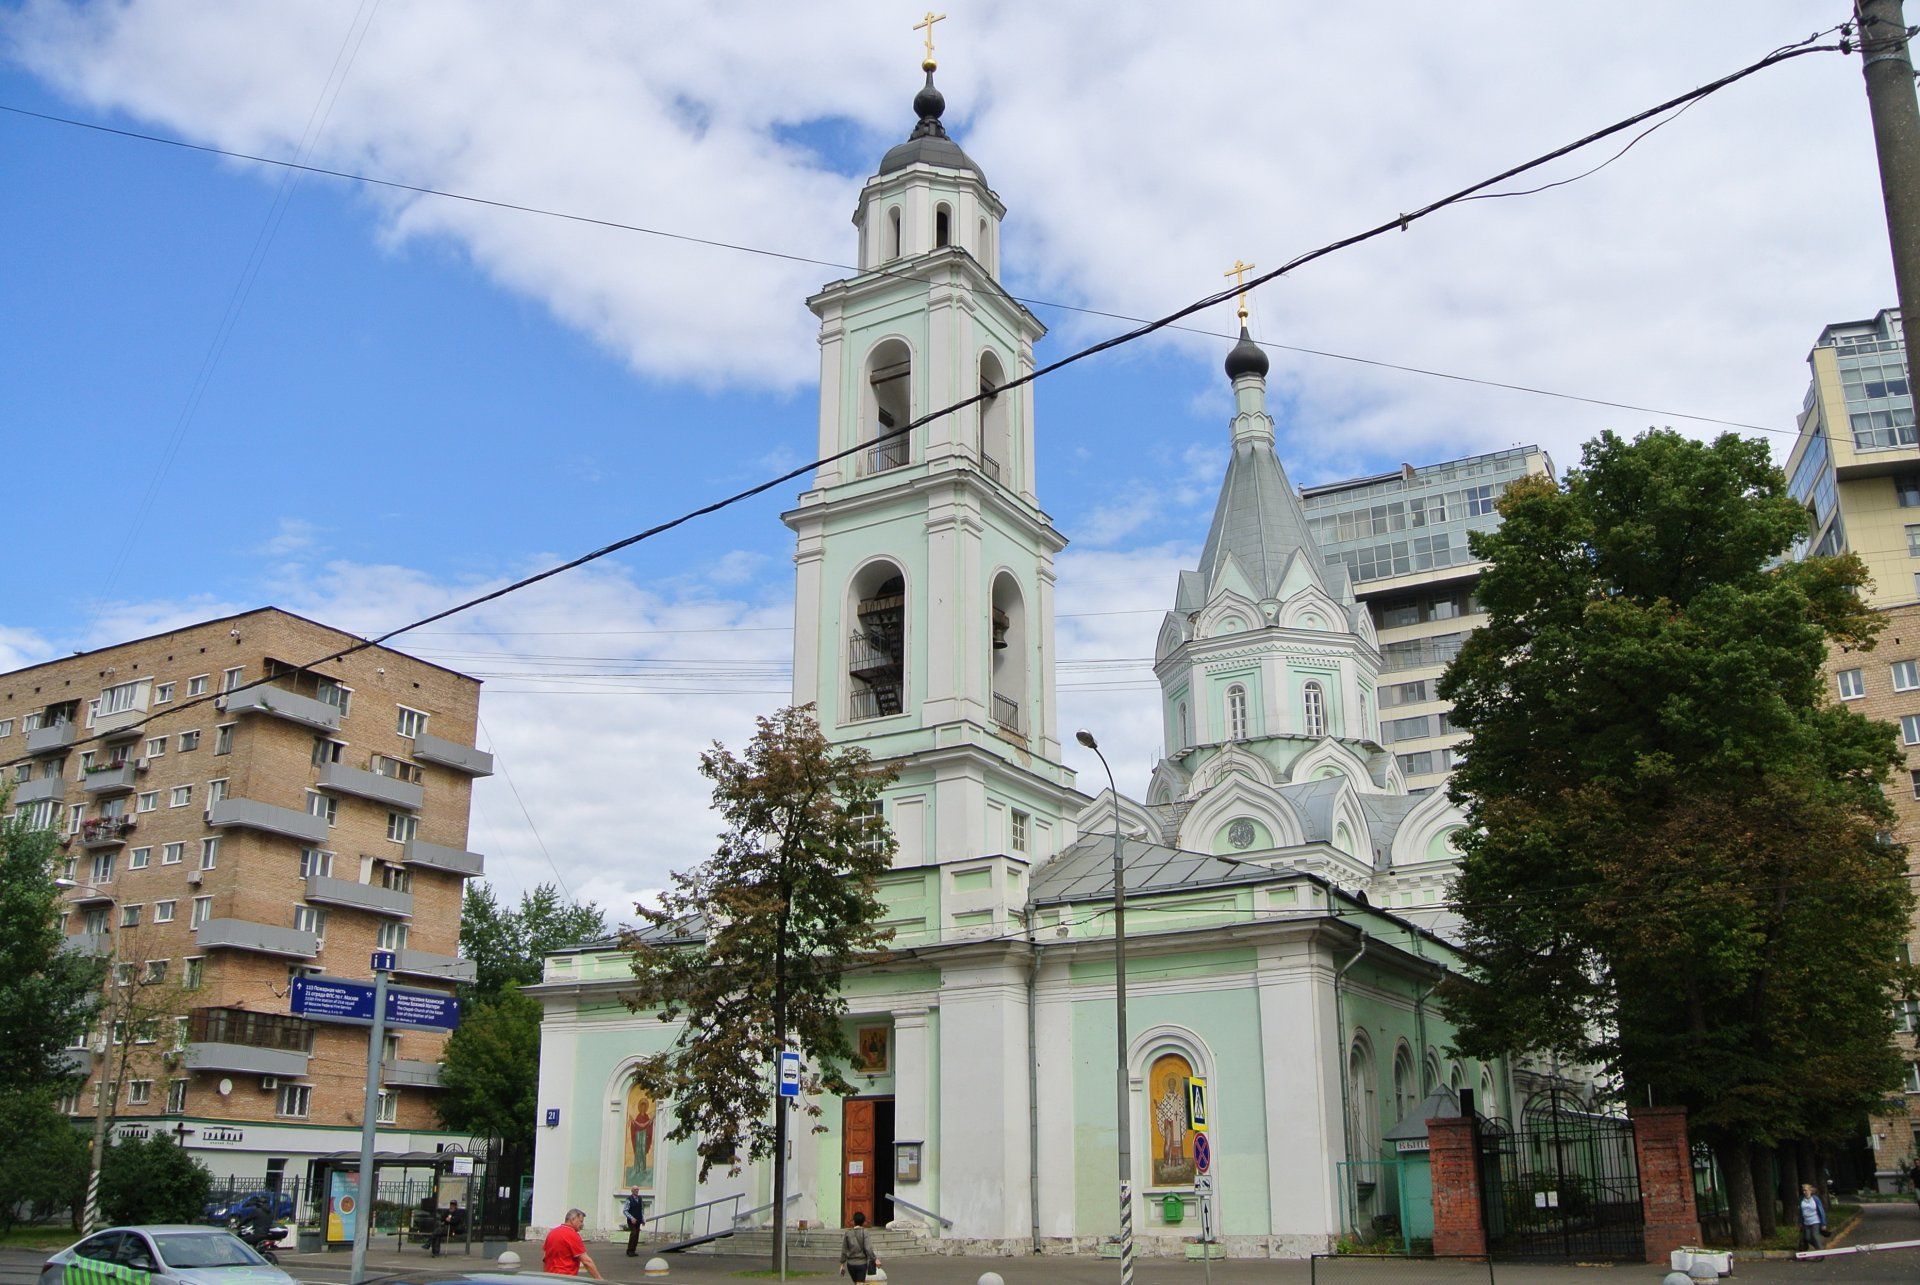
[712,1228,933,1258]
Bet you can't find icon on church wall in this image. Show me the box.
[1149,1051,1197,1187]
[624,1078,657,1189]
[855,1026,891,1074]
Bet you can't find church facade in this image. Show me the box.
[531,69,1504,1257]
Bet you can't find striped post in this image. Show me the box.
[82,1165,103,1235]
[1117,1183,1134,1285]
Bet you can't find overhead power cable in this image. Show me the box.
[0,30,1843,773]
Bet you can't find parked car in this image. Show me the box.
[40,1227,298,1285]
[201,1190,295,1222]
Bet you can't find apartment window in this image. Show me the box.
[1225,685,1249,741]
[1908,1063,1920,1095]
[136,791,158,813]
[1838,668,1866,700]
[1898,998,1920,1033]
[169,786,192,808]
[166,1079,187,1113]
[111,1021,129,1045]
[120,904,141,928]
[154,683,174,705]
[14,762,31,784]
[214,724,234,755]
[91,853,116,884]
[183,957,204,990]
[294,905,328,940]
[190,896,212,928]
[200,837,220,870]
[377,1089,399,1124]
[372,754,424,783]
[58,1090,80,1115]
[300,848,334,878]
[1896,661,1920,692]
[377,921,409,951]
[1465,483,1500,516]
[1011,809,1030,854]
[67,804,86,835]
[187,675,209,697]
[129,846,152,870]
[154,900,175,923]
[99,681,143,717]
[112,963,134,986]
[144,737,165,759]
[178,730,201,751]
[396,706,428,739]
[316,679,352,717]
[22,713,41,733]
[143,960,167,984]
[1904,714,1920,746]
[162,842,184,866]
[379,864,412,893]
[1899,472,1920,508]
[276,1084,311,1118]
[387,812,418,843]
[221,667,244,693]
[0,719,11,738]
[312,737,344,767]
[127,1080,152,1107]
[307,793,337,827]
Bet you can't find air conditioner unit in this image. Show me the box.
[260,1076,278,1091]
[186,870,203,886]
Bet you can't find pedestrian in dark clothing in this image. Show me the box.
[838,1211,878,1284]
[623,1187,648,1256]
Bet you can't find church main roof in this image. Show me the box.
[1192,435,1331,603]
[877,70,987,182]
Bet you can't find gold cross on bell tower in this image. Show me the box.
[914,11,947,70]
[1224,259,1256,324]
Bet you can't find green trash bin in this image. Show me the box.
[1162,1194,1185,1224]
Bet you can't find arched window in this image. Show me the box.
[1303,681,1326,738]
[1479,1068,1498,1119]
[978,216,991,270]
[848,561,907,722]
[1347,1035,1378,1162]
[1175,701,1190,751]
[990,572,1027,737]
[1392,1044,1416,1124]
[1423,1050,1441,1095]
[1225,685,1248,741]
[1147,1050,1198,1187]
[978,351,1011,484]
[888,206,902,260]
[935,204,952,248]
[862,340,912,475]
[1447,1061,1464,1092]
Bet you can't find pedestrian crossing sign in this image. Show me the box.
[1187,1075,1208,1133]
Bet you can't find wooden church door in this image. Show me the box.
[842,1099,876,1226]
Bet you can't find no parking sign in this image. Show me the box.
[1193,1132,1212,1175]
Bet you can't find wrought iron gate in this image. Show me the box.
[1479,1089,1643,1261]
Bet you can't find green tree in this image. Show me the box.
[437,986,542,1180]
[1438,430,1917,1245]
[624,705,896,1269]
[98,1133,212,1226]
[0,801,104,1093]
[460,882,608,997]
[0,1088,88,1233]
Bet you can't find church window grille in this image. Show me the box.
[1303,682,1326,738]
[1225,685,1248,740]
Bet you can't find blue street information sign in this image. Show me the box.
[292,977,461,1031]
[371,950,396,973]
[778,1051,801,1098]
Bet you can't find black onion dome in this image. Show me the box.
[1225,326,1270,380]
[878,70,988,181]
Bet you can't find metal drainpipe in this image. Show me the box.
[1026,914,1043,1254]
[1332,933,1369,1194]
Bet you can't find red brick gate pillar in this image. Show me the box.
[1427,1116,1488,1258]
[1629,1105,1700,1263]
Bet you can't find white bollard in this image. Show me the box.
[495,1250,521,1274]
[976,1274,1004,1285]
[644,1256,670,1277]
[1661,1274,1693,1285]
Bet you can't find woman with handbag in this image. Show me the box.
[839,1211,880,1283]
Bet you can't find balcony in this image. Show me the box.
[66,885,115,906]
[14,775,65,805]
[403,839,485,878]
[318,761,423,811]
[206,797,330,845]
[306,873,412,918]
[82,762,143,795]
[392,948,476,984]
[217,684,341,733]
[94,708,146,742]
[61,932,112,957]
[990,692,1025,736]
[185,1042,310,1079]
[79,817,136,849]
[26,722,77,755]
[186,1007,314,1078]
[410,732,494,778]
[381,1058,446,1089]
[195,918,319,960]
[854,435,909,477]
[56,1047,93,1077]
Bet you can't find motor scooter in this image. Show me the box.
[229,1219,290,1264]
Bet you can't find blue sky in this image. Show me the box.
[0,1,1902,911]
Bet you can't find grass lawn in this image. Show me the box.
[1703,1203,1860,1252]
[0,1226,79,1251]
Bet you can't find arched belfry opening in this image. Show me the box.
[989,572,1027,736]
[888,206,902,260]
[978,350,1011,484]
[862,340,912,475]
[935,204,952,248]
[848,561,907,721]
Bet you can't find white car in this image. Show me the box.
[40,1226,297,1285]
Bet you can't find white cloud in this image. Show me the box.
[256,516,321,559]
[5,1,1882,470]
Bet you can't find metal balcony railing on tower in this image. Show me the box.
[991,692,1024,735]
[980,450,1003,483]
[848,683,903,721]
[857,434,909,476]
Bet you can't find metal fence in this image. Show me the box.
[200,1175,308,1225]
[1478,1092,1644,1262]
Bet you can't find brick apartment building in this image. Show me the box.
[1,607,492,1193]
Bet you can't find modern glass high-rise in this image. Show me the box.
[1783,309,1920,606]
[1301,445,1554,793]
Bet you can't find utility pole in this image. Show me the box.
[349,957,392,1285]
[1858,0,1920,390]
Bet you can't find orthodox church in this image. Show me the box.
[532,62,1499,1258]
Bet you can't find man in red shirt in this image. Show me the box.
[542,1208,602,1278]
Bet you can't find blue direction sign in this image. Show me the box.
[292,977,461,1031]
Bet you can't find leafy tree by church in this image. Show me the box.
[1437,429,1917,1246]
[623,704,896,1269]
[459,881,609,998]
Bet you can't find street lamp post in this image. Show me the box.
[1075,730,1133,1285]
[58,878,119,1233]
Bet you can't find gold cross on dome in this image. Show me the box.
[1224,259,1256,322]
[914,11,947,69]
